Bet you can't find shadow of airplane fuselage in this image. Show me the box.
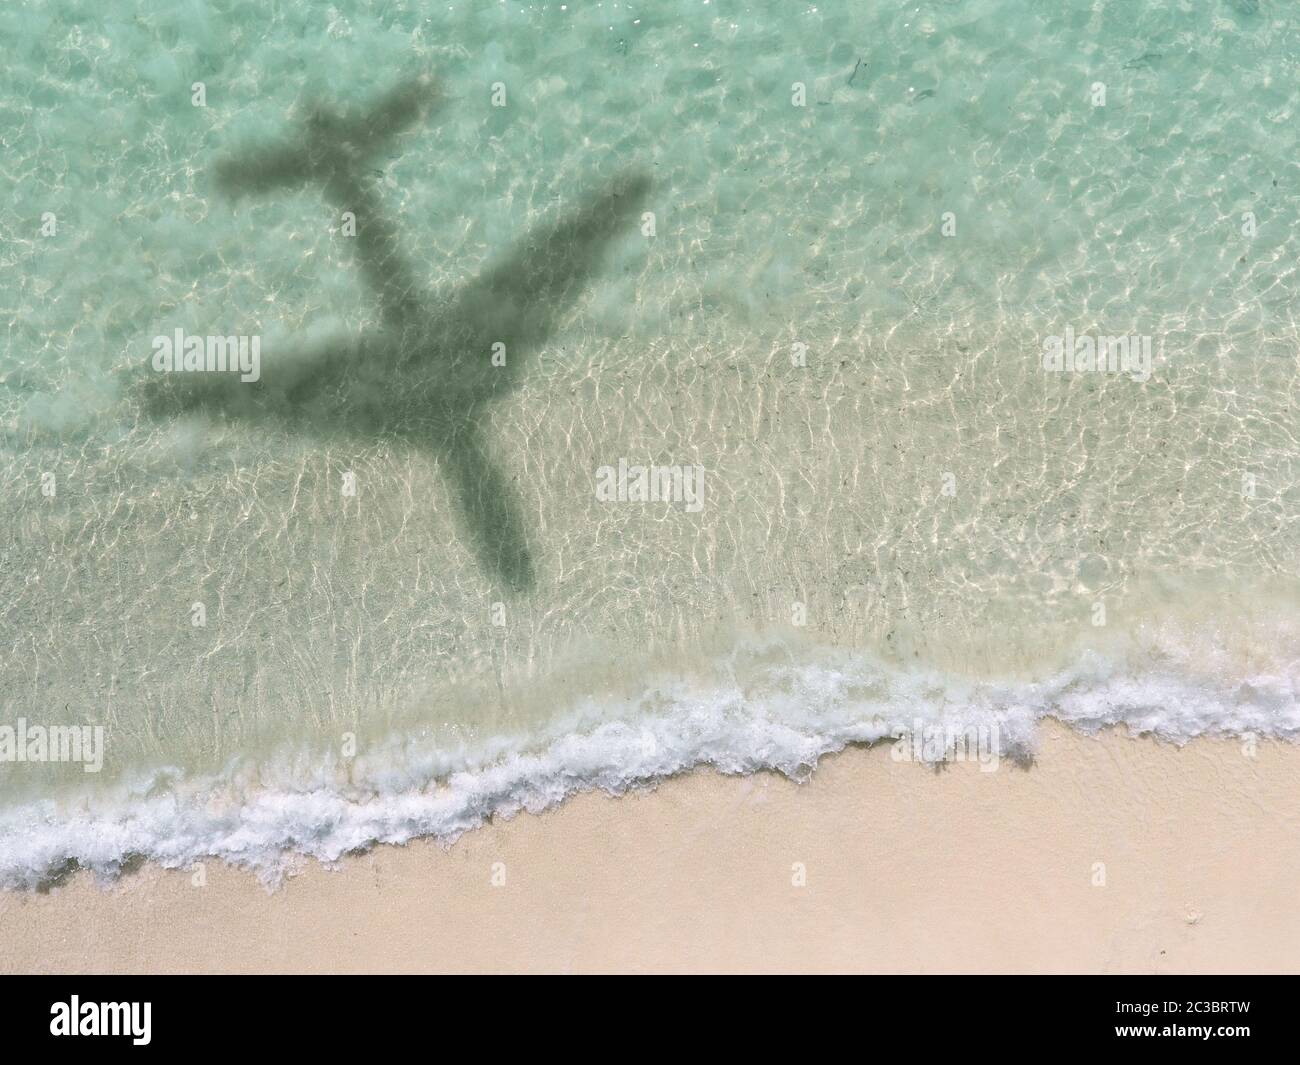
[139,79,650,593]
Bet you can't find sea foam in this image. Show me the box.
[1,633,1294,890]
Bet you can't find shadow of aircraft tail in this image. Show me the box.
[139,77,650,593]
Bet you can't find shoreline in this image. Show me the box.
[2,721,1298,974]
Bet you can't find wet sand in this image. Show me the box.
[2,722,1297,974]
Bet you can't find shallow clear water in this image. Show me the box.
[0,0,1296,886]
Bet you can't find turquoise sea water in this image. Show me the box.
[0,1,1296,885]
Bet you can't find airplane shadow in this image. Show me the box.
[139,78,650,593]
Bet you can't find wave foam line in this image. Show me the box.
[1,644,1296,889]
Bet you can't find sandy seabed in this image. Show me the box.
[1,722,1297,974]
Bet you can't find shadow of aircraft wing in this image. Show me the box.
[432,171,651,403]
[438,420,537,592]
[401,171,650,589]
